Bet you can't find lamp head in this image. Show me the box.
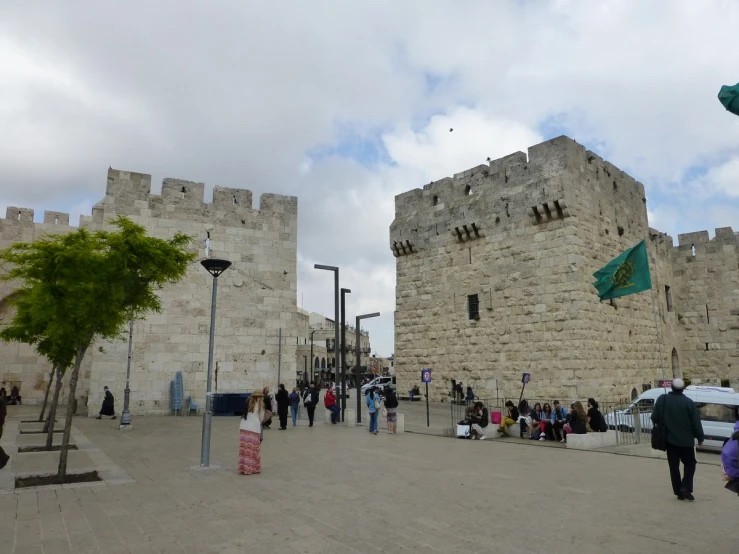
[201,258,232,277]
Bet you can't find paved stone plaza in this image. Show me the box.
[0,407,735,554]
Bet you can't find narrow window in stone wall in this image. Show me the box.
[433,195,438,206]
[467,294,480,320]
[665,285,672,312]
[464,185,471,196]
[706,305,710,323]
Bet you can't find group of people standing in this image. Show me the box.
[237,381,348,476]
[365,386,399,434]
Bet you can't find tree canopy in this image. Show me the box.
[0,217,196,355]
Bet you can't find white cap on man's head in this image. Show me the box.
[672,378,686,390]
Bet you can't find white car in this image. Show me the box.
[361,376,393,395]
[605,385,739,451]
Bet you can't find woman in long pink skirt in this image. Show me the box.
[238,391,264,475]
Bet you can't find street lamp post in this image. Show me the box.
[119,318,135,429]
[355,312,380,424]
[199,258,232,468]
[314,264,340,402]
[340,288,351,422]
[309,330,316,382]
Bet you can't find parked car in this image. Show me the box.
[605,385,739,451]
[361,376,394,395]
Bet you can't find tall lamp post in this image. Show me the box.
[119,318,135,430]
[340,288,351,422]
[309,330,317,382]
[314,264,340,397]
[200,258,232,468]
[355,312,380,423]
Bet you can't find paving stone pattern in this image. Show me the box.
[0,412,735,554]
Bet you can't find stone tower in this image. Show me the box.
[390,136,739,403]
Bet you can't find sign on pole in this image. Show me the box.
[519,372,531,402]
[421,368,432,427]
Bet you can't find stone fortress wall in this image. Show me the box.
[391,136,739,403]
[0,168,299,414]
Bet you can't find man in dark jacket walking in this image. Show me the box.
[651,378,704,501]
[0,394,9,469]
[275,384,289,431]
[303,384,319,427]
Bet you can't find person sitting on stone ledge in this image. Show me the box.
[469,401,488,440]
[497,401,519,436]
[567,401,588,437]
[550,400,569,442]
[586,398,607,433]
[539,403,554,441]
[518,399,531,438]
[528,402,544,440]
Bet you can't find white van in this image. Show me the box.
[605,386,739,451]
[361,376,393,395]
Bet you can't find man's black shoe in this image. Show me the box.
[681,492,695,501]
[676,494,685,501]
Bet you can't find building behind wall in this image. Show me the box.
[295,310,372,385]
[391,136,739,403]
[0,168,299,414]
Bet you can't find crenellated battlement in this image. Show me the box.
[104,168,297,218]
[391,135,651,253]
[4,207,35,223]
[1,167,298,244]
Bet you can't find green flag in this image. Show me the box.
[593,240,652,301]
[718,83,739,116]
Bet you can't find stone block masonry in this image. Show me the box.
[0,168,299,414]
[391,135,739,403]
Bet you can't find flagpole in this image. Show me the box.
[649,273,668,392]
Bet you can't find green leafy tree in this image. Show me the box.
[1,286,76,448]
[0,217,194,480]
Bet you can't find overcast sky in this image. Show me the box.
[2,1,739,357]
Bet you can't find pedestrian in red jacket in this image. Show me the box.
[324,388,340,424]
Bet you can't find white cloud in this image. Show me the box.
[2,0,739,355]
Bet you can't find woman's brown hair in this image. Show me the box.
[573,401,587,422]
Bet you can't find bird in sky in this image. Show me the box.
[449,128,453,132]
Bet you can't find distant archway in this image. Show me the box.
[631,388,638,400]
[314,357,319,368]
[671,348,680,378]
[321,358,326,369]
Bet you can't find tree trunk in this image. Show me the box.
[38,367,56,422]
[45,365,64,449]
[57,346,85,481]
